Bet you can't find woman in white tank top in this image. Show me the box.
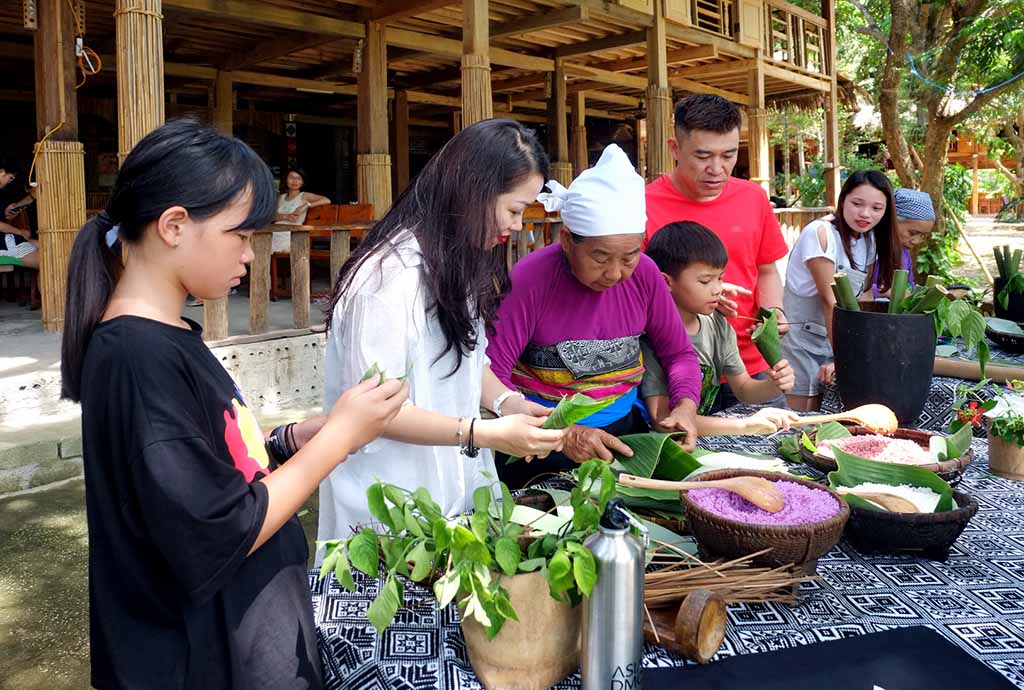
[273,168,330,253]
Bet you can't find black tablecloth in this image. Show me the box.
[312,369,1024,690]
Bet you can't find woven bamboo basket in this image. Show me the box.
[842,490,978,561]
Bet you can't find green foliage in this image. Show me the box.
[320,460,616,639]
[828,449,955,513]
[507,394,618,464]
[790,158,827,207]
[915,166,969,281]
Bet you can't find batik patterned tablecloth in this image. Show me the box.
[312,372,1024,689]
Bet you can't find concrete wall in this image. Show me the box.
[0,331,326,496]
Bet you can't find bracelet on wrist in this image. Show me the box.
[462,418,480,458]
[267,423,297,464]
[492,390,524,417]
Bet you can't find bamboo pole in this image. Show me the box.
[461,0,493,126]
[36,141,86,332]
[115,0,164,164]
[572,91,588,175]
[550,61,572,186]
[357,21,392,218]
[646,4,673,179]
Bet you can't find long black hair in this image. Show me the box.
[325,118,549,376]
[835,169,900,292]
[60,117,277,401]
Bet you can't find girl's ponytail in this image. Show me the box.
[60,210,120,402]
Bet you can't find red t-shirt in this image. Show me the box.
[645,174,788,375]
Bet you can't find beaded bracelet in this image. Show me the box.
[267,423,297,464]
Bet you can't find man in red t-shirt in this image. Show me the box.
[645,95,789,405]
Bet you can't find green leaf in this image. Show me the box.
[473,485,492,516]
[494,537,521,576]
[367,484,393,530]
[828,448,954,513]
[547,549,574,598]
[609,433,701,480]
[383,485,407,509]
[517,557,546,573]
[944,423,973,460]
[751,309,782,366]
[407,541,434,582]
[452,524,477,549]
[470,511,489,543]
[367,575,402,634]
[404,505,425,537]
[320,543,341,579]
[500,483,515,525]
[348,529,381,576]
[389,507,406,533]
[333,549,356,592]
[413,488,443,521]
[433,569,461,608]
[571,548,598,597]
[945,299,971,337]
[463,541,493,567]
[572,501,600,533]
[360,362,384,383]
[432,518,451,551]
[506,393,619,464]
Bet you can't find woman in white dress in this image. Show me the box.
[272,168,330,253]
[317,119,566,540]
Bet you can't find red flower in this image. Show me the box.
[956,402,984,428]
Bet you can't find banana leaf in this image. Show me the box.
[751,309,782,366]
[609,433,701,480]
[506,393,618,464]
[827,448,954,513]
[800,422,852,453]
[938,423,973,462]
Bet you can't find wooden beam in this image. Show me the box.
[670,76,751,105]
[571,0,654,27]
[163,0,365,39]
[516,86,640,108]
[670,58,757,80]
[664,23,756,58]
[595,45,718,73]
[386,27,554,71]
[220,33,339,72]
[373,0,456,23]
[492,73,548,92]
[491,6,587,40]
[554,29,645,59]
[761,63,831,92]
[407,90,461,107]
[562,62,648,90]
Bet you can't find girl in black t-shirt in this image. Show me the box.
[60,118,408,690]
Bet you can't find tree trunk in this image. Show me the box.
[879,0,918,188]
[797,138,806,176]
[783,109,792,201]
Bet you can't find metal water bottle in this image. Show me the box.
[581,498,646,690]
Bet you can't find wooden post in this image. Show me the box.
[452,111,463,135]
[636,116,648,180]
[203,68,233,340]
[290,232,311,329]
[249,232,271,334]
[357,21,392,219]
[33,0,85,332]
[646,3,673,179]
[394,90,410,194]
[821,0,840,206]
[572,92,588,175]
[115,0,164,165]
[550,61,572,186]
[971,153,980,214]
[214,71,233,134]
[462,0,493,126]
[747,62,770,193]
[330,228,351,284]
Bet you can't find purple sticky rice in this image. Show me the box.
[688,480,840,526]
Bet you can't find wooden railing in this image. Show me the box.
[774,206,830,246]
[201,215,563,342]
[666,0,737,38]
[763,0,831,78]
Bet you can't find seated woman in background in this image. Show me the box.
[272,167,331,253]
[779,169,901,411]
[872,188,936,297]
[0,163,38,270]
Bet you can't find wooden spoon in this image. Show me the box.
[618,474,785,513]
[788,404,899,435]
[843,491,918,513]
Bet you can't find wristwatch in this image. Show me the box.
[492,390,525,417]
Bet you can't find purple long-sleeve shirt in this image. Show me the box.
[488,244,701,409]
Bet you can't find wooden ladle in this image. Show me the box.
[788,404,899,435]
[618,474,785,513]
[842,491,918,513]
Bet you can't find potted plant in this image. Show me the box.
[318,460,616,690]
[953,379,1024,479]
[994,246,1024,322]
[828,270,989,423]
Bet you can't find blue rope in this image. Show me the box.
[906,51,1024,98]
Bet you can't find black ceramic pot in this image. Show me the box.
[994,276,1024,322]
[832,303,936,424]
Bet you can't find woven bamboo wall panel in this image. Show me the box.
[646,85,673,178]
[35,140,86,332]
[116,0,165,163]
[551,161,573,187]
[357,154,392,219]
[461,54,493,126]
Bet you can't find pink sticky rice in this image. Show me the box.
[688,480,840,526]
[818,435,931,465]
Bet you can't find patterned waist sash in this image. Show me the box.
[510,336,644,403]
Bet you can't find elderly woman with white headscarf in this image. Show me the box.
[872,188,936,297]
[487,144,702,489]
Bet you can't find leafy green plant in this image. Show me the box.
[319,460,616,639]
[751,308,782,366]
[888,282,989,375]
[506,394,617,464]
[994,245,1024,310]
[953,379,1024,449]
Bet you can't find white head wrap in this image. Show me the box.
[536,144,646,237]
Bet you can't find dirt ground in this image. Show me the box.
[955,215,1024,287]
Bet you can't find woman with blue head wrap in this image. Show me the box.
[873,188,935,296]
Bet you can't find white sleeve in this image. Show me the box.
[798,220,836,266]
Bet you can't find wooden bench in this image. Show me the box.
[270,203,374,300]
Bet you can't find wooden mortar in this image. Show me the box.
[643,589,727,664]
